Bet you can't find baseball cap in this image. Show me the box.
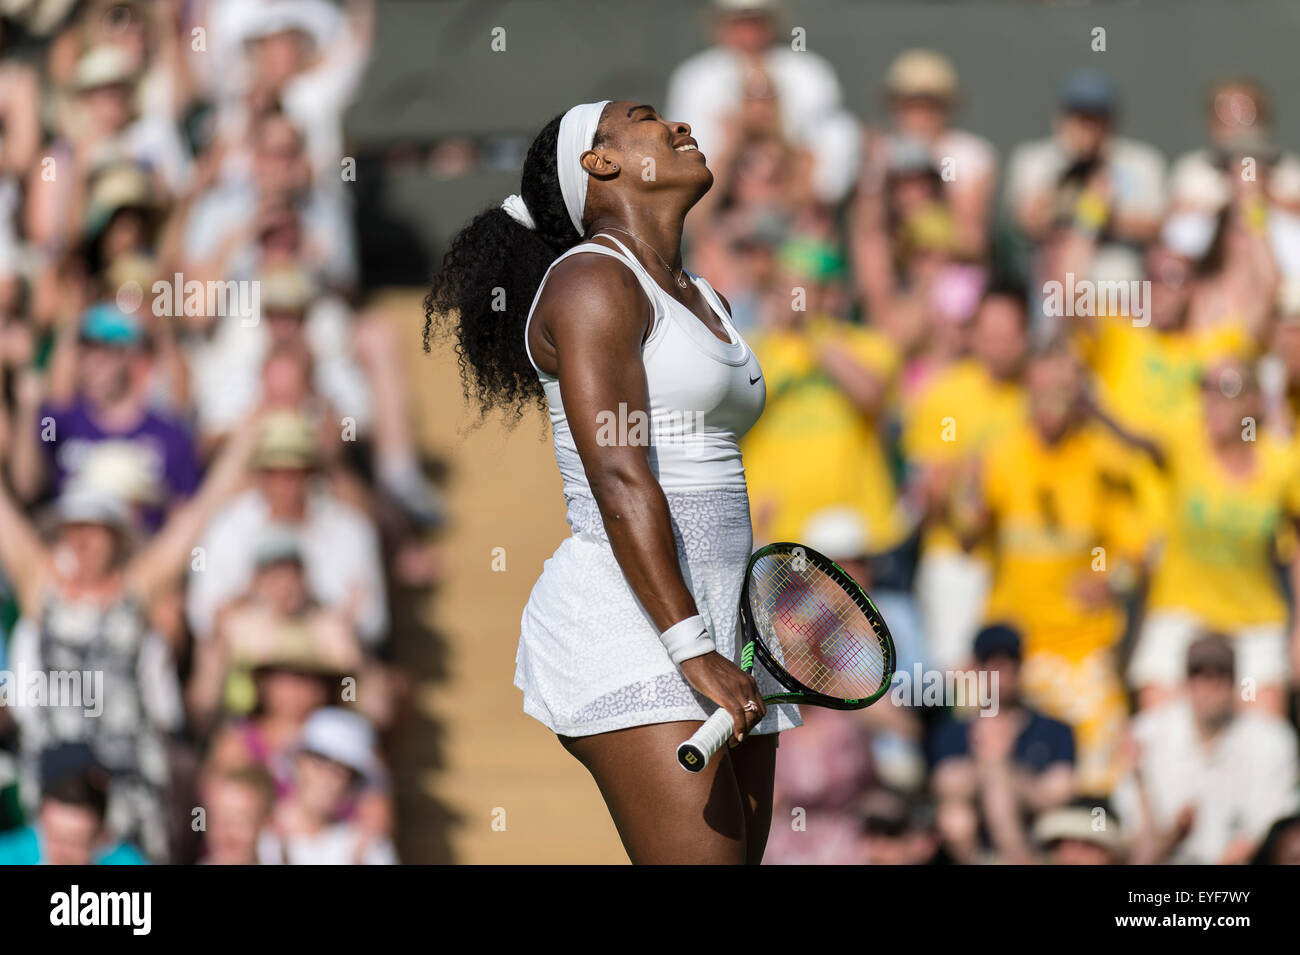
[1186,632,1235,676]
[887,136,940,177]
[1033,799,1124,854]
[801,507,870,561]
[885,49,959,101]
[53,484,136,534]
[259,264,317,312]
[81,302,144,347]
[712,0,780,15]
[297,708,383,784]
[73,45,138,91]
[243,3,320,44]
[254,525,304,568]
[973,623,1023,663]
[1060,68,1117,115]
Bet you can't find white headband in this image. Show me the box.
[501,101,610,236]
[557,100,610,235]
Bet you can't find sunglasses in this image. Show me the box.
[1187,664,1233,679]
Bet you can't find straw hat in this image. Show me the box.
[885,49,959,102]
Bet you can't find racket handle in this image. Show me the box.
[676,707,736,773]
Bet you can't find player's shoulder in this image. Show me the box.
[539,246,649,311]
[535,246,653,343]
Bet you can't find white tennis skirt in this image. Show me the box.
[515,487,801,738]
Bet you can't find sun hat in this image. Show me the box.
[72,44,138,91]
[252,411,319,470]
[297,708,383,785]
[885,49,959,102]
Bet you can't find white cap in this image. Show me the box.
[712,0,780,13]
[1161,210,1219,260]
[298,708,383,784]
[54,484,135,532]
[243,3,319,44]
[800,506,870,560]
[74,441,161,504]
[73,45,138,91]
[1033,805,1124,854]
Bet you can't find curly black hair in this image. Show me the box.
[424,113,590,422]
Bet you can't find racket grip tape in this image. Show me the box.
[676,707,736,773]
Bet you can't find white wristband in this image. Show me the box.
[659,614,716,665]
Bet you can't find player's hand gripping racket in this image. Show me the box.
[676,541,896,772]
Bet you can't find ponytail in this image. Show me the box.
[423,114,583,421]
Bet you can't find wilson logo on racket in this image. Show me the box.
[740,642,754,669]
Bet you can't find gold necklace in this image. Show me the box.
[602,227,689,289]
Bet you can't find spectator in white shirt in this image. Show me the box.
[259,707,397,865]
[1113,633,1300,864]
[186,410,389,648]
[1005,68,1166,250]
[859,49,998,259]
[665,0,859,204]
[1169,79,1300,217]
[69,45,192,196]
[201,0,373,195]
[181,110,357,293]
[187,262,370,443]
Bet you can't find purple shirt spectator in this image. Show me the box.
[40,398,199,529]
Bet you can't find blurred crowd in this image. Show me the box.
[3,0,1299,868]
[668,0,1300,864]
[0,0,445,865]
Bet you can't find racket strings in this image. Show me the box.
[749,553,888,699]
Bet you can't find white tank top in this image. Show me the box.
[524,234,765,493]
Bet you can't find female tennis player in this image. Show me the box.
[425,100,799,863]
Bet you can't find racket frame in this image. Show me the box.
[676,541,899,774]
[738,541,897,710]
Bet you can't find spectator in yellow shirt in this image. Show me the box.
[904,286,1029,670]
[965,343,1152,793]
[1128,357,1300,715]
[742,240,907,549]
[1077,242,1253,446]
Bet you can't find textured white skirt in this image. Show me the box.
[515,487,801,738]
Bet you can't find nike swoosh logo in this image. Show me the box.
[748,373,762,385]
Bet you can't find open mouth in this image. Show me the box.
[675,143,698,152]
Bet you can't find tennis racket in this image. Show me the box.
[676,541,896,773]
